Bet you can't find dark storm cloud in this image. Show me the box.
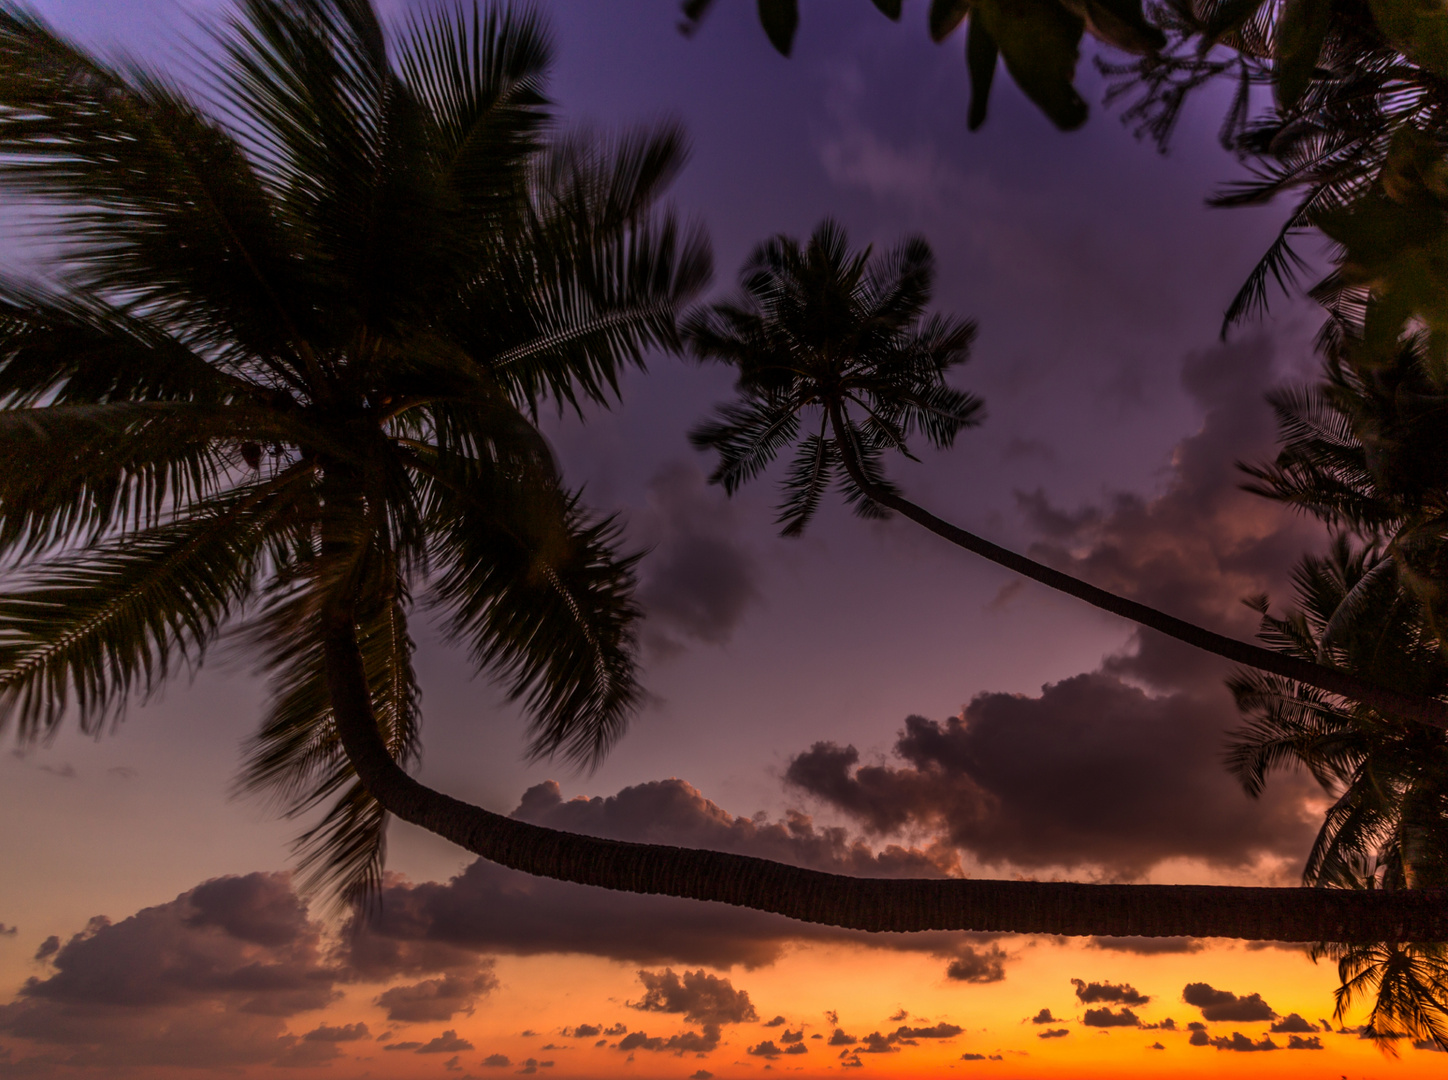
[345,778,1000,972]
[1082,1007,1142,1028]
[631,969,757,1025]
[1071,979,1150,1006]
[634,462,760,657]
[1182,983,1278,1022]
[785,673,1312,877]
[0,873,347,1069]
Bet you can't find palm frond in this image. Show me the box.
[239,579,419,907]
[461,126,711,414]
[0,471,309,739]
[0,7,309,374]
[423,455,642,767]
[689,396,802,495]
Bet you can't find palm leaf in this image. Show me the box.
[0,471,309,739]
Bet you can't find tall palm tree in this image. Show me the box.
[683,220,1448,728]
[0,0,1444,945]
[1226,536,1448,1049]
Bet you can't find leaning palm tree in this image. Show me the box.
[0,0,711,902]
[684,219,1448,727]
[0,0,1444,945]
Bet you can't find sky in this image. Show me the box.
[0,0,1442,1077]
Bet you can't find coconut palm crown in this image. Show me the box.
[685,219,982,536]
[0,0,709,902]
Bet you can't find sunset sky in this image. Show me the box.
[1,1,1443,1077]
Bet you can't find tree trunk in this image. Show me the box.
[822,404,1448,731]
[323,608,1448,943]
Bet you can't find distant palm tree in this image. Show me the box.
[1227,536,1448,1049]
[0,0,1444,945]
[684,219,1447,727]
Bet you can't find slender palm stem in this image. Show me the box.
[823,403,1448,731]
[323,596,1448,943]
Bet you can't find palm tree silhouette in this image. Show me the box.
[1227,536,1448,1048]
[685,219,1448,728]
[0,1,1443,944]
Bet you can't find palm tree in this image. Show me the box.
[683,220,1448,728]
[1226,536,1448,1049]
[0,0,1444,945]
[0,0,710,901]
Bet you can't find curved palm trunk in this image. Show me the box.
[823,406,1448,731]
[323,607,1448,942]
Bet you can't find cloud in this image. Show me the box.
[346,778,978,973]
[1269,1013,1318,1033]
[417,1030,474,1054]
[785,340,1323,880]
[302,1022,369,1042]
[1082,1008,1141,1028]
[618,1025,723,1054]
[747,1039,807,1058]
[944,944,1007,983]
[482,1053,511,1066]
[1182,983,1277,1023]
[375,970,498,1023]
[635,462,760,657]
[0,872,357,1069]
[691,1072,714,1079]
[894,1023,962,1039]
[1030,1009,1056,1024]
[1072,979,1149,1006]
[631,969,757,1025]
[1287,1035,1324,1049]
[0,925,14,938]
[1207,1032,1278,1052]
[762,1015,785,1027]
[829,1029,857,1045]
[857,1031,898,1053]
[1086,936,1204,955]
[1038,1028,1070,1039]
[562,1024,600,1037]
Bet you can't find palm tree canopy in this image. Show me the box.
[685,219,981,536]
[1227,535,1448,1049]
[0,0,710,903]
